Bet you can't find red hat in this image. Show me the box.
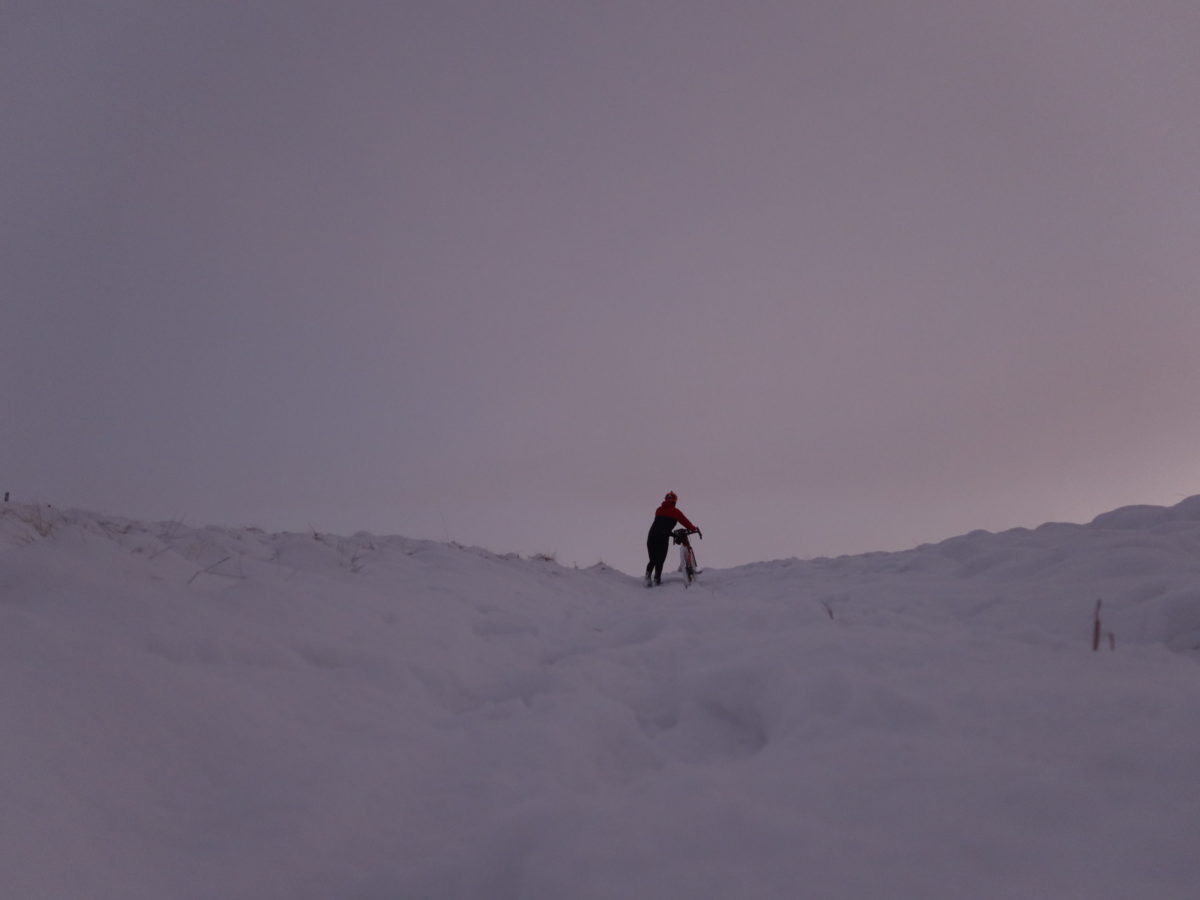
[664,491,677,502]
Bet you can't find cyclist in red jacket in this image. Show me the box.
[645,491,699,586]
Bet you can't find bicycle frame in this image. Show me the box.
[671,528,702,583]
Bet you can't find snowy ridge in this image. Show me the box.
[733,496,1200,655]
[2,500,1199,899]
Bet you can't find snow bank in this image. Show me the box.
[2,499,1198,899]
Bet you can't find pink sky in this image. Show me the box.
[4,1,1199,571]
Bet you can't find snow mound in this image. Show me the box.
[2,500,1199,900]
[1089,494,1200,529]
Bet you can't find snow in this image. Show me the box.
[2,499,1199,900]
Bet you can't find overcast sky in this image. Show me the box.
[4,1,1199,572]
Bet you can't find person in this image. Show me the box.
[645,491,699,586]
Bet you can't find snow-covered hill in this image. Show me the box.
[2,499,1198,900]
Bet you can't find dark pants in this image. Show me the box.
[646,534,670,582]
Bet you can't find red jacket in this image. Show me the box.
[649,501,697,538]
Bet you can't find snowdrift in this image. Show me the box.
[2,499,1199,900]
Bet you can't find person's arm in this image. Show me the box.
[672,508,699,532]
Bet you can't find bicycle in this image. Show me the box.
[671,528,703,584]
